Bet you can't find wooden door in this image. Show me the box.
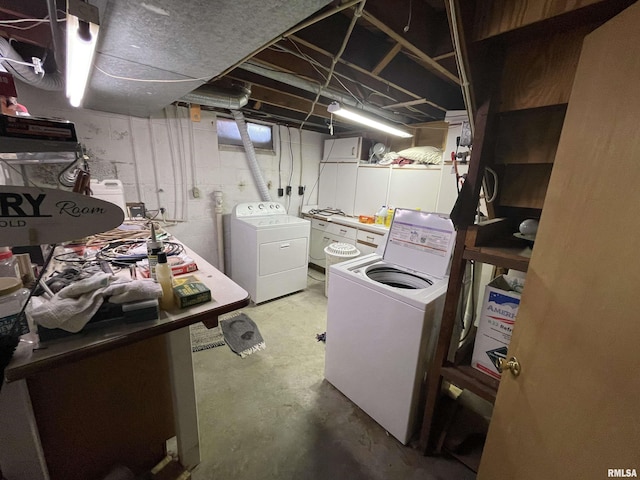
[479,4,640,479]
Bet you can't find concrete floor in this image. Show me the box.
[190,273,476,480]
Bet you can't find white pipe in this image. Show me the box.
[213,191,225,273]
[231,110,272,202]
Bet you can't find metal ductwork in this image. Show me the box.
[180,83,251,110]
[0,38,64,91]
[239,61,412,124]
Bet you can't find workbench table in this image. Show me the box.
[0,244,249,479]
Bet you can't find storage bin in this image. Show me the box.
[324,243,360,297]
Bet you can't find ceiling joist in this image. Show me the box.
[371,43,402,76]
[361,11,460,85]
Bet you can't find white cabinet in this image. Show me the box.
[387,167,441,212]
[309,218,357,269]
[356,228,386,256]
[322,137,368,162]
[354,165,390,217]
[317,162,358,216]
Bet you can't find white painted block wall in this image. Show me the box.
[6,83,326,268]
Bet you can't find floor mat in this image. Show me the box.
[219,311,265,358]
[190,322,225,352]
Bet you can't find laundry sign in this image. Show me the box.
[0,186,124,246]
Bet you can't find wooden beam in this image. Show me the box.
[361,11,461,85]
[233,81,332,119]
[291,35,418,101]
[433,51,456,61]
[371,43,402,75]
[381,99,449,113]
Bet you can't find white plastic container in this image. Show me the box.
[90,179,127,216]
[0,247,20,279]
[324,243,360,297]
[0,277,30,336]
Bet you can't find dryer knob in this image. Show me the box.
[270,204,275,209]
[247,205,253,210]
[258,203,265,209]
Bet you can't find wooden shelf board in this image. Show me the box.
[463,245,531,272]
[441,364,500,403]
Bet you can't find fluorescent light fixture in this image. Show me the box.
[66,0,100,108]
[327,101,413,138]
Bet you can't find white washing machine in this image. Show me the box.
[324,209,455,444]
[230,202,310,304]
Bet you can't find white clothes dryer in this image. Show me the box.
[230,202,310,304]
[324,209,456,444]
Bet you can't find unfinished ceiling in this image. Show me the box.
[0,0,465,135]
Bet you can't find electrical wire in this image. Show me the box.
[286,126,295,212]
[482,166,498,203]
[403,0,413,32]
[95,66,212,83]
[95,239,183,266]
[448,0,474,134]
[284,39,364,107]
[298,0,367,131]
[277,125,282,189]
[304,138,335,206]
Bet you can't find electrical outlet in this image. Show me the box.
[192,186,201,198]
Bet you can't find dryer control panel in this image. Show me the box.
[233,202,286,218]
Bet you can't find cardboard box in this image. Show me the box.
[471,275,525,380]
[172,275,211,308]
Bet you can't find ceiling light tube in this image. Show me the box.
[327,101,413,138]
[66,0,100,108]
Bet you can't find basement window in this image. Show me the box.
[217,118,274,151]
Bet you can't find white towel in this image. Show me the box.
[104,280,162,304]
[31,288,109,333]
[30,276,162,333]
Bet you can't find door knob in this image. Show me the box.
[498,356,521,377]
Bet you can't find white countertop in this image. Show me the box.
[301,208,388,235]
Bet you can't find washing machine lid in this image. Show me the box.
[381,209,455,279]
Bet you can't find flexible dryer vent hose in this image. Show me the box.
[231,110,272,202]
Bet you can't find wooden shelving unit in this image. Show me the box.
[417,0,636,468]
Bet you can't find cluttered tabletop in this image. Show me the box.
[4,220,250,383]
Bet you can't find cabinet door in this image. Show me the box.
[309,227,334,267]
[322,137,362,162]
[326,222,357,242]
[388,167,441,212]
[318,162,338,209]
[335,163,358,216]
[354,165,391,217]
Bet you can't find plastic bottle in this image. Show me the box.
[155,252,174,311]
[146,224,163,281]
[0,247,20,279]
[385,207,395,227]
[375,206,387,225]
[0,277,30,336]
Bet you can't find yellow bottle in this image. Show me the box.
[385,207,394,227]
[156,252,175,310]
